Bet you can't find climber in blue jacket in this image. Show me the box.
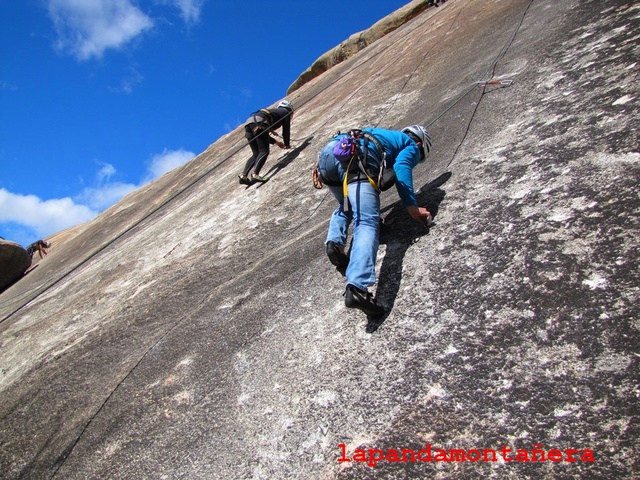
[316,125,433,316]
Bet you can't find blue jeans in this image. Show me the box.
[326,181,380,291]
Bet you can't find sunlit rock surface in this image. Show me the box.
[1,0,638,478]
[287,0,430,94]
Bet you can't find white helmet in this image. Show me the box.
[402,125,432,162]
[277,100,294,112]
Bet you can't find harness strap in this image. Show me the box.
[352,131,387,192]
[342,155,356,211]
[366,132,387,188]
[318,130,389,210]
[259,109,273,124]
[246,109,273,127]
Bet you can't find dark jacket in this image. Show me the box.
[246,107,292,147]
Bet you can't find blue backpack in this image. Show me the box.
[313,129,396,210]
[334,129,396,192]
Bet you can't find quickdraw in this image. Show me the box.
[477,79,513,87]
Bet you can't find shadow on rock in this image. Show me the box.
[262,136,314,182]
[367,171,452,333]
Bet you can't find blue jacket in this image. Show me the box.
[362,127,422,207]
[317,128,422,207]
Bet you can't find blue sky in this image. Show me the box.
[0,0,409,247]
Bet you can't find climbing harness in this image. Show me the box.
[327,129,391,211]
[311,129,389,199]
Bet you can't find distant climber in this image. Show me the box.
[315,126,433,317]
[428,0,446,6]
[238,100,293,185]
[26,239,51,259]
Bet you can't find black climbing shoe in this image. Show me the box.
[345,285,385,317]
[238,175,251,185]
[326,241,349,269]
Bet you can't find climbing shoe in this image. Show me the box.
[238,175,251,185]
[251,174,269,183]
[345,285,385,317]
[326,241,349,269]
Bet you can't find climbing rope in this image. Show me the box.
[442,0,533,171]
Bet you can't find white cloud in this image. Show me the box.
[1,81,18,92]
[166,0,205,24]
[0,188,97,240]
[78,181,139,210]
[119,71,144,94]
[0,149,194,245]
[81,149,193,209]
[48,0,154,60]
[46,0,208,61]
[96,162,117,182]
[145,148,194,182]
[108,66,145,94]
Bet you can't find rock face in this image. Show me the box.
[287,0,429,94]
[0,240,31,291]
[0,0,638,479]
